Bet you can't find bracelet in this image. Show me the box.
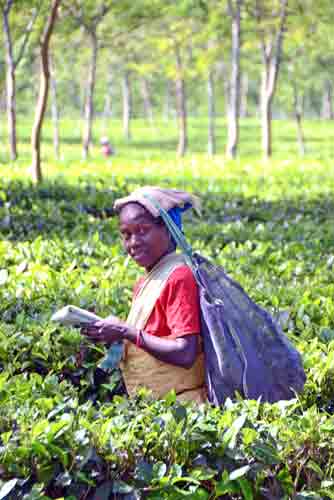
[136,329,144,348]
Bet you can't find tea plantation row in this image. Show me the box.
[1,160,334,499]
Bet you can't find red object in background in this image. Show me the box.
[100,136,114,157]
[101,144,113,157]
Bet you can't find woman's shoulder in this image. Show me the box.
[162,264,199,311]
[166,264,196,285]
[134,264,196,297]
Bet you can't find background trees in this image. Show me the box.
[62,0,114,159]
[0,0,333,180]
[31,0,61,183]
[250,0,289,158]
[1,0,39,160]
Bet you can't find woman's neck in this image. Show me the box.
[145,248,176,273]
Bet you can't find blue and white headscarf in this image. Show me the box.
[167,203,193,231]
[114,186,201,237]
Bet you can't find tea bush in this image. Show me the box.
[1,158,334,499]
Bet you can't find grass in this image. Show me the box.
[1,116,334,169]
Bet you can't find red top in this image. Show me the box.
[133,265,201,339]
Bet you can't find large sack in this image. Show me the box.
[192,253,306,404]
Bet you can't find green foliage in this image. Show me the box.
[1,155,334,498]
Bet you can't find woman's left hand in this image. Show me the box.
[81,315,127,344]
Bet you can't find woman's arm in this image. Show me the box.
[126,325,198,368]
[81,317,198,369]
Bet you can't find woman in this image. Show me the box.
[82,187,206,403]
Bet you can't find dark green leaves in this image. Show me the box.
[1,165,334,499]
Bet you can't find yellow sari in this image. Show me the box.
[121,252,206,403]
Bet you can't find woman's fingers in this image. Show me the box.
[81,324,102,339]
[81,319,124,344]
[93,320,105,329]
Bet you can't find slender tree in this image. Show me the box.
[103,66,113,121]
[164,79,172,121]
[322,79,334,120]
[277,0,334,154]
[240,73,249,117]
[174,44,187,156]
[140,77,154,124]
[253,0,289,158]
[122,70,132,141]
[49,53,60,159]
[225,0,243,159]
[216,59,230,119]
[83,29,98,157]
[1,0,38,160]
[63,0,113,159]
[207,69,216,155]
[141,2,197,156]
[31,0,61,183]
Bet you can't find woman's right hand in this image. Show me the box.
[81,316,127,345]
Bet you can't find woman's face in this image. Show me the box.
[119,203,172,270]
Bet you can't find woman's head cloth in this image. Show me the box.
[114,186,201,230]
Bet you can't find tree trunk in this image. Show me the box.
[82,31,97,159]
[164,79,171,121]
[259,0,288,158]
[322,79,334,120]
[226,0,243,159]
[3,1,37,161]
[31,0,61,184]
[0,90,6,112]
[261,68,272,157]
[2,0,17,161]
[122,71,132,141]
[50,54,60,159]
[68,52,81,112]
[103,67,113,125]
[140,77,154,124]
[216,60,229,118]
[175,48,187,156]
[240,72,249,118]
[292,81,305,156]
[207,70,216,156]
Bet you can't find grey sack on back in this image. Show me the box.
[193,253,306,405]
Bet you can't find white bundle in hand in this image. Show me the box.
[51,305,101,327]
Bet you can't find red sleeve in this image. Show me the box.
[157,265,201,339]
